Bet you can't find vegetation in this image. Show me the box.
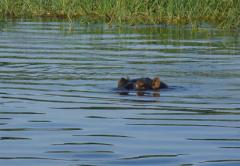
[0,0,239,29]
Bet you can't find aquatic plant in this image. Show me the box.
[0,0,239,29]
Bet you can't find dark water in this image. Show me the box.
[0,20,240,166]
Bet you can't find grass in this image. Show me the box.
[0,0,239,29]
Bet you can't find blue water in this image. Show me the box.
[0,21,240,166]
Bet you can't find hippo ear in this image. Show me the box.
[118,77,128,88]
[118,78,126,85]
[120,77,127,81]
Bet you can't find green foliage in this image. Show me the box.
[0,0,239,29]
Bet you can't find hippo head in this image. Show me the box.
[118,77,129,88]
[135,79,148,91]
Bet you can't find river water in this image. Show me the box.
[0,21,240,166]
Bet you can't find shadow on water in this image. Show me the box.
[0,20,240,166]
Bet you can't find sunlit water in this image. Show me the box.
[0,20,240,166]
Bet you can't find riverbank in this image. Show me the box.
[0,0,239,29]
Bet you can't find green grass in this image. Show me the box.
[0,0,239,29]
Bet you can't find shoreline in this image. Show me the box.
[0,0,239,30]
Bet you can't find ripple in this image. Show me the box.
[220,147,240,149]
[0,128,82,131]
[73,134,132,138]
[28,120,51,123]
[1,96,81,103]
[201,159,240,164]
[52,142,113,146]
[187,138,240,141]
[0,112,44,115]
[0,156,75,161]
[121,154,183,160]
[0,137,31,140]
[46,150,114,154]
[85,116,114,119]
[124,117,240,122]
[128,123,240,128]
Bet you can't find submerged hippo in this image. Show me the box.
[117,77,168,91]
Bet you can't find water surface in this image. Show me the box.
[0,21,240,166]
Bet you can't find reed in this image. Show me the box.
[0,0,239,29]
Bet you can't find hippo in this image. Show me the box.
[117,77,168,91]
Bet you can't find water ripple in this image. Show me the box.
[121,154,184,160]
[0,128,82,131]
[52,142,113,146]
[0,137,31,140]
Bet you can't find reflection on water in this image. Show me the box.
[0,20,240,166]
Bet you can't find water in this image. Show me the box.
[0,20,240,166]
